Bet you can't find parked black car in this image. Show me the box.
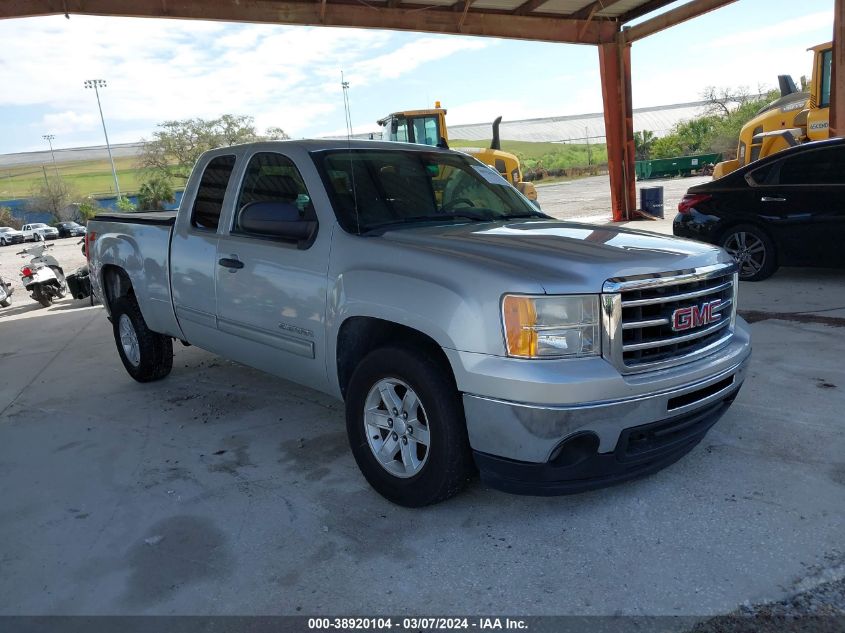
[55,221,87,238]
[673,138,845,281]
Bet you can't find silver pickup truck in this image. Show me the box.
[88,140,751,506]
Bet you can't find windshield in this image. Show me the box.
[314,149,544,234]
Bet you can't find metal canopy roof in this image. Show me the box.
[1,0,731,44]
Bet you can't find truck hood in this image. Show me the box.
[380,219,730,294]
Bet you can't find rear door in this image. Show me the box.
[170,153,238,349]
[213,149,331,391]
[757,145,845,267]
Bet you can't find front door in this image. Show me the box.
[214,150,331,391]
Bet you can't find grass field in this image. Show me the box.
[449,139,607,173]
[0,140,604,201]
[0,156,188,200]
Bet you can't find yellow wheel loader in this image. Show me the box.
[377,104,539,205]
[713,42,832,178]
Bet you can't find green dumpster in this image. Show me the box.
[635,153,722,180]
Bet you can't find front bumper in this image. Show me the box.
[472,385,741,495]
[457,323,750,495]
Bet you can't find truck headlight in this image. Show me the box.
[502,294,600,359]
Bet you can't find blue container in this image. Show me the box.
[640,186,664,218]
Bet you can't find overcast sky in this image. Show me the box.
[0,0,835,154]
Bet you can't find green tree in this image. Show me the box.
[0,206,22,230]
[265,126,290,140]
[137,177,175,211]
[139,115,289,182]
[634,130,655,160]
[116,196,137,212]
[650,135,685,159]
[76,198,101,222]
[27,178,77,221]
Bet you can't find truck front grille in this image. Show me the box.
[602,264,737,373]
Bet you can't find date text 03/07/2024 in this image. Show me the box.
[307,617,528,630]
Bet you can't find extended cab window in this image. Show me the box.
[778,147,845,185]
[191,155,236,230]
[233,152,316,240]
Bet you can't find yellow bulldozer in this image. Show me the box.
[713,42,832,178]
[377,104,539,204]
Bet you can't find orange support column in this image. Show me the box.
[832,0,845,135]
[599,37,636,222]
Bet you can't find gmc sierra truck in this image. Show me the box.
[88,140,751,507]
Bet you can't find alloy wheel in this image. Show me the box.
[118,314,141,367]
[723,231,766,279]
[363,377,431,478]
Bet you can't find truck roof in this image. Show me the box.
[201,138,453,158]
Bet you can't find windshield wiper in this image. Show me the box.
[363,211,491,234]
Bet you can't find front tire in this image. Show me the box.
[110,296,173,382]
[720,224,778,281]
[345,345,474,507]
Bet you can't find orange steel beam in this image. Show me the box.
[599,36,635,222]
[833,0,845,135]
[0,0,617,44]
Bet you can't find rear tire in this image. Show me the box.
[110,295,173,382]
[345,345,474,507]
[32,287,52,308]
[720,224,778,282]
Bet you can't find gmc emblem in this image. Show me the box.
[672,299,723,332]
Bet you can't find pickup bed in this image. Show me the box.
[88,139,751,506]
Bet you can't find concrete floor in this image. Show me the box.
[536,174,711,221]
[1,186,844,616]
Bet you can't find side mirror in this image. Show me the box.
[237,201,317,245]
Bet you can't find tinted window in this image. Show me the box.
[191,155,236,230]
[234,152,315,231]
[819,49,832,109]
[778,147,845,185]
[746,162,775,185]
[411,117,439,146]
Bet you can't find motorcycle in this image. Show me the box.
[0,275,13,308]
[66,238,94,305]
[17,237,68,308]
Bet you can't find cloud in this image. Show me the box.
[344,36,489,84]
[0,15,485,148]
[37,110,99,134]
[705,11,833,49]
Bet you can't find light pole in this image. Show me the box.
[42,134,61,182]
[84,79,121,197]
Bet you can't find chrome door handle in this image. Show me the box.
[761,196,786,202]
[218,257,244,270]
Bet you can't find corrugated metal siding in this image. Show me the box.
[447,100,711,143]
